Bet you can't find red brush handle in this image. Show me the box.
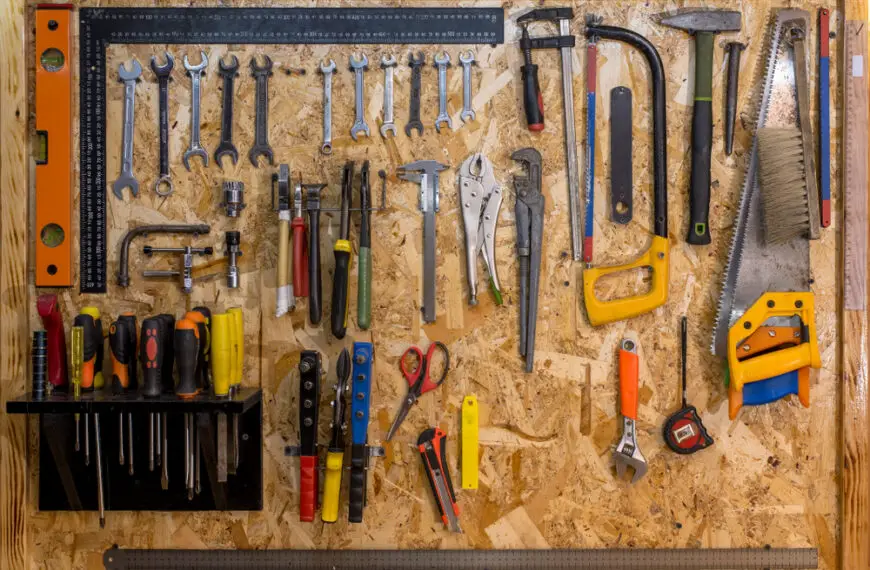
[37,294,67,389]
[292,217,309,298]
[299,455,318,522]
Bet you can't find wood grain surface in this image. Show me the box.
[0,1,863,569]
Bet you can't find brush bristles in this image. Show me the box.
[757,127,811,245]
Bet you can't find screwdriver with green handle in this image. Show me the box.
[357,162,373,330]
[331,162,353,339]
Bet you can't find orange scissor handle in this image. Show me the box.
[400,342,449,395]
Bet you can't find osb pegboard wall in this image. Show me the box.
[23,0,842,567]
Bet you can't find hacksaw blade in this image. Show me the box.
[712,9,811,358]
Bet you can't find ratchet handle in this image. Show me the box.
[292,216,309,297]
[618,345,639,420]
[299,455,318,522]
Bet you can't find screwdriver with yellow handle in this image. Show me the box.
[227,307,244,473]
[322,348,350,523]
[210,312,232,483]
[331,163,353,339]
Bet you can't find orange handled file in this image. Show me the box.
[35,5,73,286]
[618,341,639,420]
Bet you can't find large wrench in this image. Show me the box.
[150,53,173,197]
[349,53,370,141]
[182,51,209,171]
[214,55,239,169]
[319,59,336,154]
[459,50,476,123]
[249,54,274,167]
[112,59,142,199]
[434,51,452,133]
[405,52,425,137]
[380,55,397,138]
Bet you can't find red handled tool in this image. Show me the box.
[417,427,462,533]
[386,342,450,441]
[36,294,68,390]
[292,181,309,297]
[664,317,714,454]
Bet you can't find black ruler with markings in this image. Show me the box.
[78,7,504,293]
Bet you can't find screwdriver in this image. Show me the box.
[109,313,137,475]
[185,310,210,393]
[175,318,200,500]
[227,307,244,473]
[210,312,232,482]
[140,316,169,487]
[357,162,373,331]
[520,25,545,132]
[71,326,83,452]
[36,294,68,391]
[331,162,353,339]
[75,308,103,466]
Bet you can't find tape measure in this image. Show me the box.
[664,317,713,454]
[103,547,818,569]
[78,7,504,293]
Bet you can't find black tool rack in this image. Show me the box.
[6,388,263,512]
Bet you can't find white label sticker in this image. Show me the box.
[853,55,864,77]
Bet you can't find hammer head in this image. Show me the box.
[660,10,741,34]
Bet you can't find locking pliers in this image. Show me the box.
[458,153,502,306]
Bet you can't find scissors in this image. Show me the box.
[385,341,450,441]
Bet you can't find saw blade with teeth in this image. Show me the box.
[712,9,811,358]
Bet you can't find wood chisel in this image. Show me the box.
[417,427,461,533]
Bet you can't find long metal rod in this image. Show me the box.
[560,18,582,261]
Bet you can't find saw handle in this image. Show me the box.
[687,31,714,245]
[618,342,639,420]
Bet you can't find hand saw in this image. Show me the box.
[712,9,820,418]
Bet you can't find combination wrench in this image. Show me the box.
[319,59,336,154]
[405,52,425,137]
[380,54,397,138]
[150,53,174,197]
[112,59,142,199]
[249,55,274,167]
[434,51,452,133]
[182,51,209,171]
[214,55,239,169]
[349,53,370,141]
[459,50,476,123]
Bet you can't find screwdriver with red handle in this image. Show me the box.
[36,294,67,391]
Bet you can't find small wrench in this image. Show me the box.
[112,59,143,199]
[405,52,425,137]
[434,51,452,133]
[612,339,648,484]
[215,55,239,169]
[150,53,174,197]
[249,54,274,167]
[459,50,476,123]
[319,59,336,154]
[380,54,397,138]
[349,53,370,141]
[182,51,209,171]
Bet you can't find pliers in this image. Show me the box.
[512,148,544,373]
[458,153,502,306]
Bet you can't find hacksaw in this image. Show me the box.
[711,9,820,418]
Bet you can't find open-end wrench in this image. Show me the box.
[380,54,397,138]
[319,59,336,154]
[612,339,648,484]
[405,52,425,137]
[434,51,452,133]
[150,53,174,197]
[349,53,370,141]
[112,59,143,199]
[182,51,209,171]
[215,55,239,169]
[459,50,476,123]
[249,54,274,167]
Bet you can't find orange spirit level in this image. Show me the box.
[35,5,73,286]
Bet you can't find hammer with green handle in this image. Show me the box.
[660,10,741,246]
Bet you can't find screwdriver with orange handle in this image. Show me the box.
[109,313,137,475]
[175,318,200,500]
[74,308,104,391]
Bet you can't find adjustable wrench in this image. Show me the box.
[613,339,647,484]
[405,52,425,137]
[459,50,476,123]
[112,59,142,199]
[380,54,397,138]
[349,53,370,141]
[150,53,174,197]
[214,55,239,169]
[182,51,209,171]
[433,51,452,133]
[249,55,274,167]
[319,59,336,154]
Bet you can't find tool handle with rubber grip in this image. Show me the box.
[299,455,318,522]
[619,346,639,420]
[358,246,372,330]
[687,31,714,245]
[308,211,322,324]
[156,314,175,394]
[210,313,231,398]
[73,313,99,390]
[292,217,309,297]
[349,443,367,523]
[109,318,134,392]
[321,450,343,523]
[139,317,164,398]
[37,295,68,390]
[228,308,244,390]
[174,319,199,398]
[330,241,351,339]
[521,64,544,132]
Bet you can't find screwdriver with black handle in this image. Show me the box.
[331,162,353,339]
[74,308,103,467]
[109,313,137,475]
[175,318,200,500]
[186,309,210,393]
[140,316,169,487]
[357,162,372,330]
